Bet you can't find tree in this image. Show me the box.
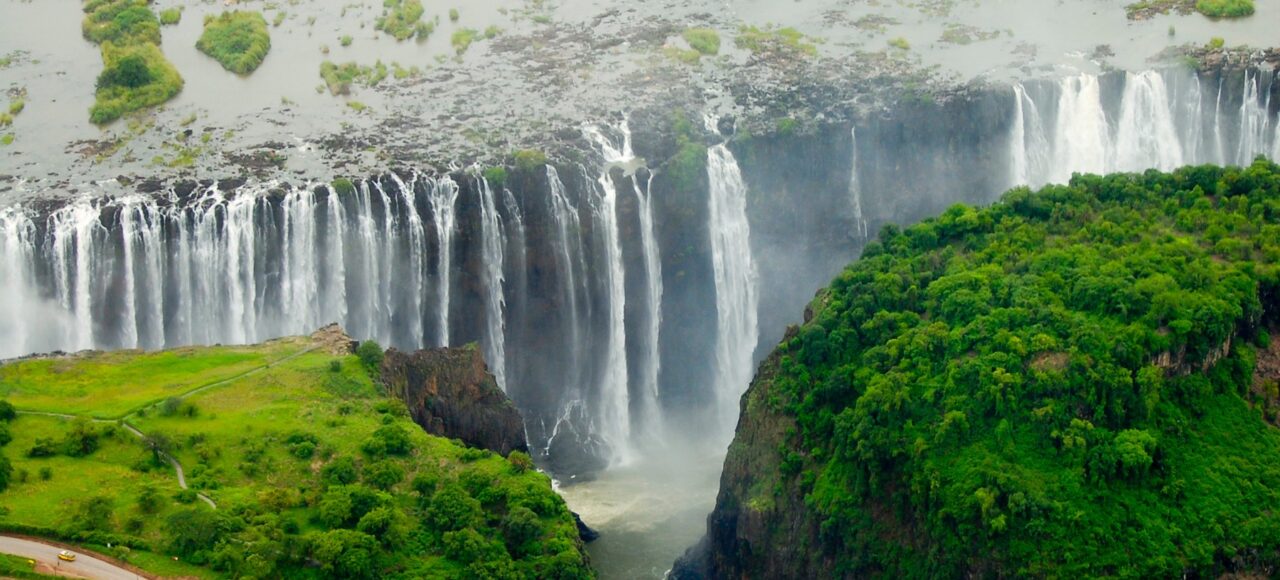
[362,460,405,491]
[322,456,359,486]
[61,417,100,457]
[97,53,153,89]
[357,341,384,370]
[310,529,380,580]
[166,507,226,557]
[0,400,15,422]
[0,452,11,492]
[68,496,115,532]
[426,484,482,532]
[501,506,542,556]
[363,424,410,458]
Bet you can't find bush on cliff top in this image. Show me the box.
[765,160,1280,576]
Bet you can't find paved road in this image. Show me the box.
[0,535,145,579]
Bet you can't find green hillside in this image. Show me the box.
[0,335,592,579]
[751,160,1280,576]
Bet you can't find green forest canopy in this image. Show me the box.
[772,160,1280,577]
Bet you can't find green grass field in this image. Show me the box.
[0,334,592,579]
[0,338,307,417]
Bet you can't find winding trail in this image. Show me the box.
[13,344,321,512]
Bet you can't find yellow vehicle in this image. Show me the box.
[57,550,76,562]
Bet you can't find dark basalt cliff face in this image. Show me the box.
[671,322,831,580]
[381,345,528,456]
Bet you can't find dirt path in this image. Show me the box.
[12,345,320,511]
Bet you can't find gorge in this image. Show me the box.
[3,64,1278,478]
[2,0,1280,574]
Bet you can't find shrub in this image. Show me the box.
[322,456,359,486]
[197,11,271,74]
[0,423,10,447]
[683,28,720,56]
[0,452,10,492]
[0,400,15,421]
[90,43,184,124]
[501,506,542,556]
[514,149,547,172]
[137,483,162,513]
[310,529,379,579]
[61,418,100,457]
[363,424,410,458]
[451,28,478,55]
[174,489,198,504]
[82,0,161,45]
[356,340,384,369]
[27,437,58,458]
[508,451,534,474]
[483,166,508,189]
[735,25,818,57]
[159,7,181,25]
[449,8,459,21]
[362,460,405,490]
[426,484,482,532]
[332,177,357,196]
[319,61,386,95]
[1196,0,1254,17]
[375,0,425,41]
[38,466,52,481]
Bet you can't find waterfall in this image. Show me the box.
[545,166,589,456]
[0,208,35,358]
[322,185,349,331]
[1115,71,1184,172]
[49,199,102,351]
[1050,74,1110,183]
[584,119,665,445]
[583,124,634,463]
[1237,70,1275,165]
[476,174,509,390]
[1011,67,1280,188]
[425,176,459,346]
[849,125,868,239]
[704,122,760,434]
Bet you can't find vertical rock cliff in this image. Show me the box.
[381,344,529,456]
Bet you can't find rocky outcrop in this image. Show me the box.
[381,344,528,456]
[310,323,358,356]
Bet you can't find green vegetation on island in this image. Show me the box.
[735,25,819,58]
[0,334,593,579]
[81,0,183,123]
[376,0,432,41]
[1125,0,1254,19]
[749,160,1280,576]
[197,11,271,75]
[1195,0,1254,17]
[320,60,389,95]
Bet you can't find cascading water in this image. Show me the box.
[704,118,760,434]
[4,65,1278,477]
[584,120,665,446]
[1011,67,1280,188]
[476,174,509,390]
[848,126,868,240]
[583,124,634,464]
[425,175,459,347]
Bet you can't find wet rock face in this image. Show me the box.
[380,345,528,456]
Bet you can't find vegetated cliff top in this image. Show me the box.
[688,160,1280,578]
[0,328,593,579]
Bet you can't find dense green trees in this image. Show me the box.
[768,160,1280,576]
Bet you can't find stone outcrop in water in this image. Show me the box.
[381,344,528,456]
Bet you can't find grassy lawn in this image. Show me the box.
[0,338,307,417]
[0,335,591,578]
